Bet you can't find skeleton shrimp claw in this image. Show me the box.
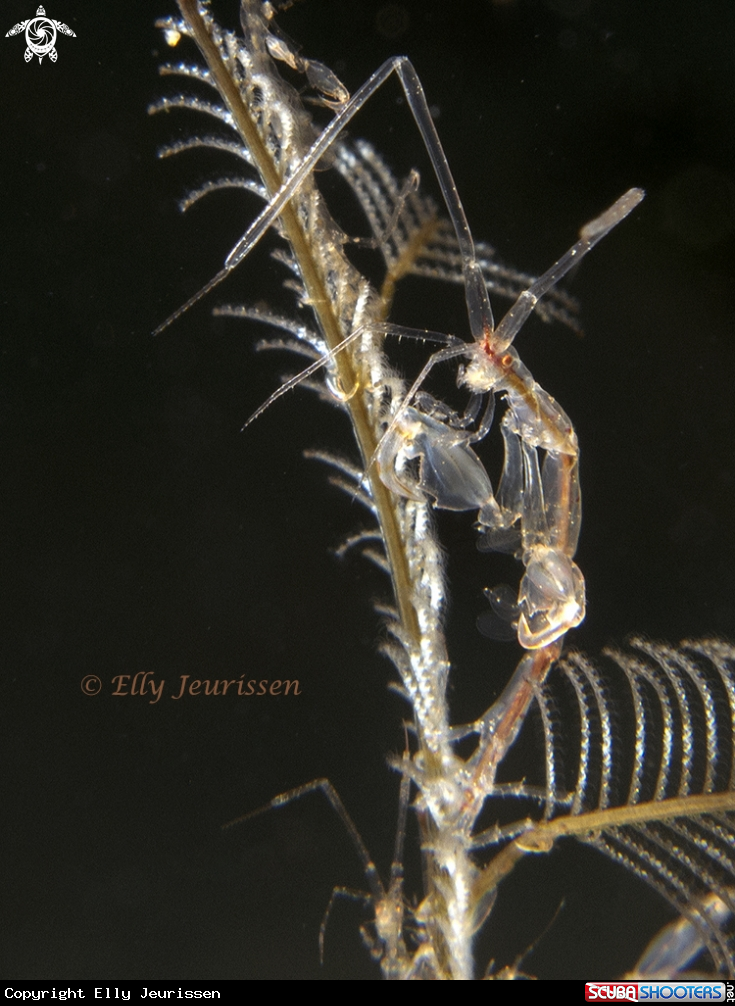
[376,393,496,511]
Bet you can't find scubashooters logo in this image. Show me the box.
[585,985,726,1003]
[5,6,75,63]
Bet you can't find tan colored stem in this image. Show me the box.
[178,0,421,643]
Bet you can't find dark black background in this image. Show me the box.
[2,0,734,980]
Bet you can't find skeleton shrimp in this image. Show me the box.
[156,0,643,650]
[377,189,643,648]
[223,771,440,978]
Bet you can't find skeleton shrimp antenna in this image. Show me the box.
[492,187,644,352]
[155,55,495,337]
[153,265,232,336]
[241,322,453,430]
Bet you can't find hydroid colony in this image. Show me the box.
[153,0,735,978]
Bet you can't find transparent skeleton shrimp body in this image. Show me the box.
[157,1,642,651]
[378,189,643,647]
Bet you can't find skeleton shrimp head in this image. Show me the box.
[516,545,585,649]
[460,338,517,396]
[462,344,579,457]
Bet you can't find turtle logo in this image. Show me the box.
[5,5,76,64]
